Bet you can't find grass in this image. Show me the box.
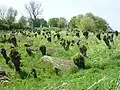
[0,30,120,90]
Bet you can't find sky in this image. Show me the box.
[0,0,120,30]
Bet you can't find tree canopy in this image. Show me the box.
[0,1,111,33]
[25,1,43,28]
[48,17,67,28]
[69,12,108,33]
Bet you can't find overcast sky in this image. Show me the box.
[0,0,120,30]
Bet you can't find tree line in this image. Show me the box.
[0,1,110,33]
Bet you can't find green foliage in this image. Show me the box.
[69,15,83,28]
[28,18,48,28]
[25,1,43,28]
[0,19,9,30]
[18,16,27,28]
[0,9,109,33]
[58,17,67,28]
[77,16,97,32]
[48,18,59,27]
[0,7,18,30]
[0,22,9,30]
[39,18,48,27]
[6,7,18,26]
[11,23,24,29]
[69,12,108,33]
[48,17,67,28]
[0,29,120,89]
[69,16,77,28]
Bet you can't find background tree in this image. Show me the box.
[0,19,9,30]
[28,18,47,28]
[39,18,48,27]
[48,18,59,27]
[6,7,18,29]
[25,1,43,28]
[0,7,17,30]
[77,17,97,32]
[68,16,78,28]
[68,12,108,33]
[85,12,95,19]
[19,16,27,26]
[18,16,27,29]
[58,17,67,28]
[0,6,7,20]
[94,16,108,32]
[48,17,67,28]
[85,12,108,32]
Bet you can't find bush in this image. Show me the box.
[0,23,9,30]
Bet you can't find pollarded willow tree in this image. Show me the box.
[25,1,43,28]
